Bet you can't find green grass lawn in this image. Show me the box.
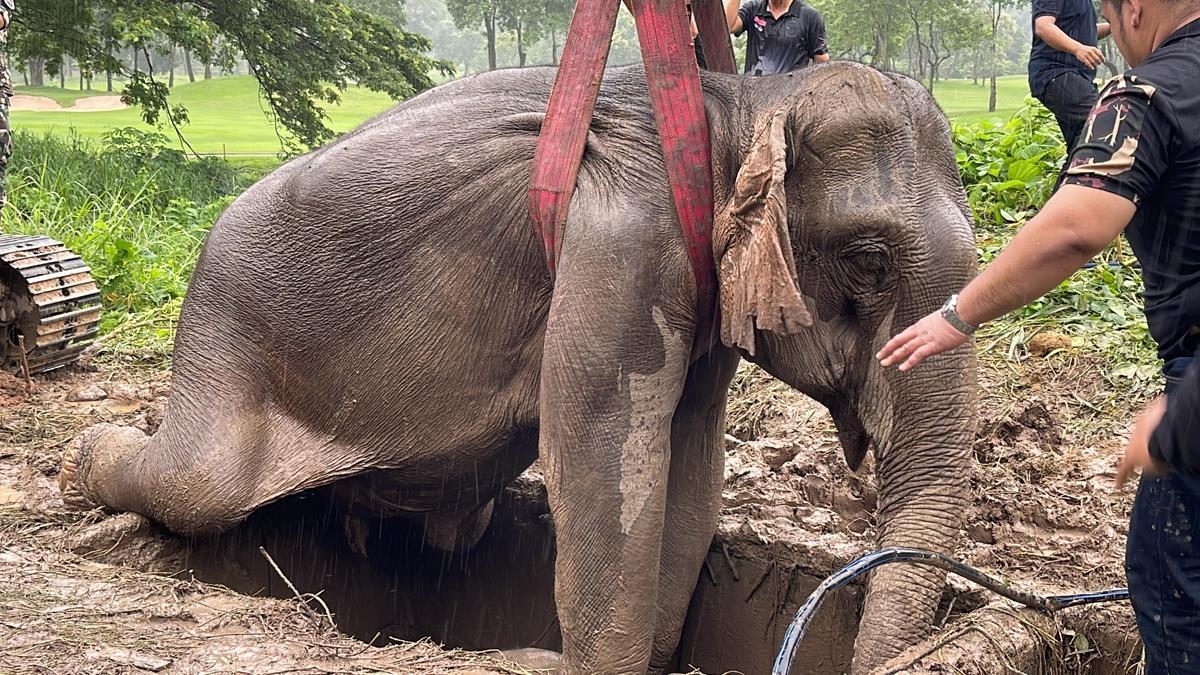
[932,74,1032,124]
[14,71,1035,159]
[13,76,397,155]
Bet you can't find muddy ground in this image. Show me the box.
[0,338,1145,674]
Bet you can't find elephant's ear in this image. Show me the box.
[715,108,812,356]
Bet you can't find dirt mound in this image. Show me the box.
[11,94,128,112]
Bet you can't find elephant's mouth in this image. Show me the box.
[829,401,872,472]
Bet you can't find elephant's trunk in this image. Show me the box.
[850,350,976,673]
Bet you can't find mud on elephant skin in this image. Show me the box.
[58,62,976,674]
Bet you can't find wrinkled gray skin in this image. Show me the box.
[60,62,976,674]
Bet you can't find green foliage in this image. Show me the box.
[2,130,247,362]
[952,103,1161,396]
[954,101,1063,227]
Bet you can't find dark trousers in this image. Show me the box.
[1036,71,1098,150]
[1126,356,1200,674]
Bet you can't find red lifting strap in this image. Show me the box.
[528,0,735,356]
[527,0,621,278]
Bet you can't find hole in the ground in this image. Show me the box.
[164,476,864,675]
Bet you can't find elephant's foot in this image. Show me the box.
[423,499,495,552]
[497,647,561,673]
[59,423,149,511]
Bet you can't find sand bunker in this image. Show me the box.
[11,94,128,113]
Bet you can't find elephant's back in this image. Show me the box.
[169,68,578,437]
[191,66,662,325]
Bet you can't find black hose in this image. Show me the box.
[771,547,1129,675]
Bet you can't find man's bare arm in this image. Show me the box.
[813,53,829,63]
[1036,15,1105,68]
[955,185,1135,326]
[724,0,743,34]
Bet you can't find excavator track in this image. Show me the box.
[0,234,101,376]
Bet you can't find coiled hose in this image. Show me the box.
[772,547,1130,675]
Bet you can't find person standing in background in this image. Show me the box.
[721,0,828,75]
[1029,0,1112,149]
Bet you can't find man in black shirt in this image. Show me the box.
[878,1,1200,671]
[721,0,828,75]
[1030,0,1112,148]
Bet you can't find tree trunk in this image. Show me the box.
[107,71,113,92]
[552,29,559,66]
[168,44,176,87]
[29,58,44,87]
[20,68,27,86]
[184,49,196,82]
[61,57,68,88]
[132,47,140,74]
[486,9,497,70]
[516,19,526,67]
[989,2,999,112]
[204,60,212,80]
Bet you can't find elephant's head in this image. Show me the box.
[711,63,978,672]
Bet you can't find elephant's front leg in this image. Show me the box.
[539,223,693,674]
[649,350,739,673]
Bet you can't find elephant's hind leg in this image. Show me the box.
[59,401,372,536]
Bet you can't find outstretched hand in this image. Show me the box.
[876,310,969,371]
[1115,396,1167,488]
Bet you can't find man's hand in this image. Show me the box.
[876,310,969,371]
[1074,44,1105,69]
[1116,397,1167,488]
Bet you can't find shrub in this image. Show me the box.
[1,130,245,362]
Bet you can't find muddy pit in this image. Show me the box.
[0,350,1147,673]
[61,446,865,674]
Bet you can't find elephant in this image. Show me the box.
[58,60,977,674]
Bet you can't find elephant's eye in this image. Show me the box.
[842,242,893,285]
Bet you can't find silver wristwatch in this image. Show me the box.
[939,294,978,336]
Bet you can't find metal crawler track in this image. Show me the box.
[0,235,101,375]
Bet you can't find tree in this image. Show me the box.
[540,0,575,66]
[902,0,987,93]
[986,0,1018,112]
[408,0,485,74]
[14,0,452,151]
[345,0,408,28]
[448,0,501,70]
[815,0,905,70]
[498,0,553,67]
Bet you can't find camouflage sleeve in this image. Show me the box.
[1061,73,1175,206]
